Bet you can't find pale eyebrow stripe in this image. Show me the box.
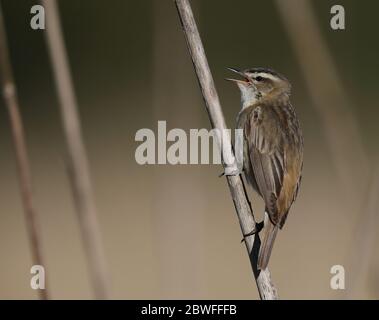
[255,73,278,81]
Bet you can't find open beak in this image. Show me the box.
[225,67,251,85]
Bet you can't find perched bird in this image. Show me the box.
[226,67,303,270]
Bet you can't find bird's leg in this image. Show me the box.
[240,221,264,243]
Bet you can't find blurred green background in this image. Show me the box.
[0,0,378,299]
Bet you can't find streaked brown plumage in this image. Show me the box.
[228,67,303,270]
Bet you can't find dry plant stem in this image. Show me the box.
[275,0,375,298]
[345,164,379,299]
[174,0,278,300]
[275,0,368,194]
[0,5,48,300]
[152,1,206,298]
[41,0,109,299]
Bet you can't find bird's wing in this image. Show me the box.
[245,105,285,225]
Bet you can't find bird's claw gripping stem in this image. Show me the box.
[240,221,264,243]
[219,166,243,177]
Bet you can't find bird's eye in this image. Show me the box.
[255,76,264,82]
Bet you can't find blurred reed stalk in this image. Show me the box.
[345,163,379,298]
[275,0,369,195]
[275,0,377,298]
[174,0,278,300]
[0,4,48,300]
[152,0,206,298]
[41,0,110,299]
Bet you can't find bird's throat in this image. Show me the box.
[241,92,261,110]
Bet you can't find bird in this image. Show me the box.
[226,67,303,270]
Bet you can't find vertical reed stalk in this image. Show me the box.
[0,4,48,300]
[41,0,109,299]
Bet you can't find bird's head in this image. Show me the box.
[226,67,291,108]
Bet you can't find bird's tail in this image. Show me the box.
[257,212,279,270]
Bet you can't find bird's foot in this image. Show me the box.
[219,166,243,177]
[240,221,264,243]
